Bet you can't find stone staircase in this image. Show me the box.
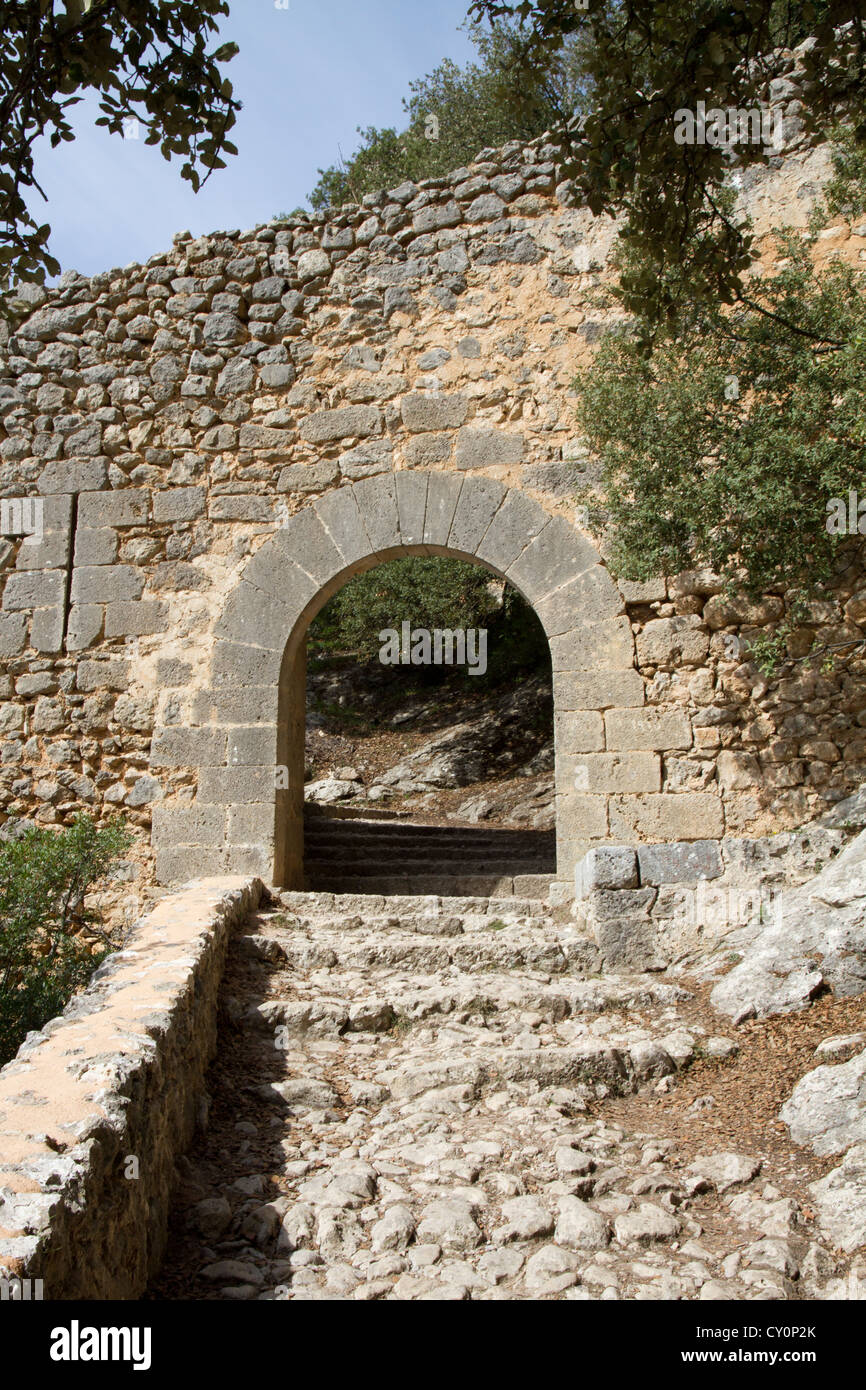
[147,887,845,1303]
[303,814,557,898]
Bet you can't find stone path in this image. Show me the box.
[147,892,863,1302]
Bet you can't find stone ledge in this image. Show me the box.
[0,875,264,1300]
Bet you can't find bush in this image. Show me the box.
[0,815,133,1066]
[308,555,550,684]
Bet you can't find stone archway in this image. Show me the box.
[152,470,642,889]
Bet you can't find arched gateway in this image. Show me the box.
[151,468,644,891]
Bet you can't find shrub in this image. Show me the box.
[0,815,133,1066]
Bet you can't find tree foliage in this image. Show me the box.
[0,814,133,1064]
[0,0,240,290]
[468,1,866,331]
[309,556,549,682]
[309,20,590,210]
[575,218,866,596]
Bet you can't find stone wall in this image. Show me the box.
[1,61,865,891]
[575,823,849,970]
[0,877,262,1300]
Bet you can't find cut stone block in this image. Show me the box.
[423,472,464,548]
[604,707,692,751]
[637,840,724,885]
[550,618,635,672]
[574,846,639,900]
[609,793,724,842]
[554,670,645,711]
[105,600,168,638]
[568,752,661,794]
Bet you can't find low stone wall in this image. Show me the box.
[574,826,848,969]
[0,875,263,1300]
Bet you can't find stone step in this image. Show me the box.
[275,890,552,918]
[302,873,556,898]
[304,857,552,876]
[245,923,597,977]
[241,961,684,1031]
[301,822,553,845]
[305,817,553,842]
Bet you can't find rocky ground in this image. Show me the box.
[146,884,866,1302]
[305,663,555,829]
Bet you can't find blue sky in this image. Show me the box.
[30,0,477,278]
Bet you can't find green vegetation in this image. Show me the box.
[308,20,589,210]
[469,1,863,331]
[575,221,866,597]
[309,555,550,684]
[0,815,133,1066]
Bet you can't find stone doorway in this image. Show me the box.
[151,469,640,891]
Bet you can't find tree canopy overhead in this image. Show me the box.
[0,0,240,289]
[468,1,866,331]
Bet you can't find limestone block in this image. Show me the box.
[278,462,338,495]
[636,615,710,667]
[76,658,129,692]
[609,793,724,841]
[554,712,605,754]
[557,792,609,840]
[554,670,645,711]
[3,569,66,610]
[550,617,635,672]
[299,406,382,444]
[226,727,279,767]
[535,567,625,637]
[405,435,451,467]
[77,489,149,528]
[594,917,664,971]
[151,804,226,845]
[74,527,118,567]
[474,488,549,573]
[105,600,168,638]
[395,470,428,547]
[507,516,597,603]
[243,541,318,611]
[222,845,272,876]
[14,531,70,572]
[455,427,524,470]
[568,752,661,794]
[150,728,228,769]
[0,612,27,656]
[211,640,283,688]
[423,472,464,547]
[637,840,723,885]
[447,475,505,555]
[70,566,145,604]
[315,487,374,568]
[155,846,224,882]
[574,846,639,899]
[618,577,667,604]
[37,459,108,494]
[605,707,692,751]
[192,687,279,726]
[24,603,61,652]
[401,393,469,432]
[353,473,401,554]
[197,766,275,805]
[215,582,299,651]
[209,496,275,524]
[279,508,344,585]
[227,804,276,843]
[66,605,103,651]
